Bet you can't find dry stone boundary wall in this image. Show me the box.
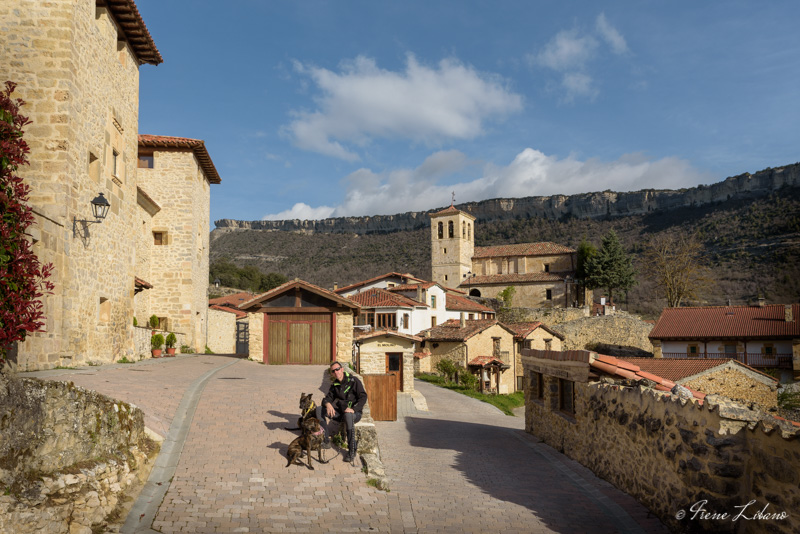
[0,375,154,534]
[525,381,800,534]
[553,313,654,356]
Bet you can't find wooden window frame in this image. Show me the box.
[559,378,575,415]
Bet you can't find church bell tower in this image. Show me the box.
[429,201,475,288]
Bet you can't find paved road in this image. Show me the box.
[26,356,669,533]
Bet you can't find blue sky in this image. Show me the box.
[135,1,800,224]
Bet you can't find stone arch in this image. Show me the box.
[469,289,481,297]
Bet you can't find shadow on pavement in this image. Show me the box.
[399,415,662,534]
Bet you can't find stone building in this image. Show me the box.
[136,135,220,353]
[0,0,161,369]
[429,204,588,308]
[0,1,219,368]
[354,329,418,392]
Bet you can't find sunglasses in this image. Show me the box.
[331,366,343,372]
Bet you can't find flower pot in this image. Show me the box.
[151,349,162,358]
[166,347,176,357]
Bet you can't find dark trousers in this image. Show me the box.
[316,405,362,447]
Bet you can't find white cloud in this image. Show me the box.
[263,148,712,220]
[283,54,523,160]
[531,29,598,71]
[596,13,629,55]
[532,14,630,102]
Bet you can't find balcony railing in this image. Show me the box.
[661,352,792,369]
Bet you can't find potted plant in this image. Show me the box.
[149,314,159,331]
[165,332,177,357]
[151,333,164,358]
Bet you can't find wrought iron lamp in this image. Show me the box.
[73,192,110,236]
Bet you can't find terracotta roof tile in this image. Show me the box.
[348,288,421,308]
[354,329,421,342]
[460,271,573,286]
[420,319,502,342]
[445,293,494,313]
[134,276,153,289]
[429,205,475,219]
[387,282,438,291]
[209,304,247,319]
[138,135,221,184]
[106,0,162,65]
[589,354,705,401]
[619,357,778,383]
[473,242,575,259]
[209,292,256,308]
[649,304,800,340]
[468,356,509,367]
[240,279,359,311]
[334,272,425,294]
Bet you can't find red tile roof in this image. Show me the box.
[138,135,221,184]
[590,354,705,402]
[459,271,573,286]
[334,272,425,294]
[473,242,575,259]
[209,292,256,308]
[387,281,438,291]
[649,304,800,340]
[445,293,494,313]
[618,357,777,383]
[468,356,509,367]
[240,279,360,311]
[354,329,421,343]
[134,276,153,289]
[429,205,475,219]
[209,304,247,319]
[106,0,162,65]
[348,288,421,308]
[421,319,511,342]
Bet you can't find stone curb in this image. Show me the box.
[120,358,241,534]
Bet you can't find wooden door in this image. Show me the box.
[385,353,403,392]
[362,374,397,421]
[265,313,332,364]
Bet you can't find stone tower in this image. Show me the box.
[429,205,475,287]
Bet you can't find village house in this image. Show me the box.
[507,322,565,391]
[338,273,495,335]
[206,291,255,354]
[0,0,220,368]
[419,318,517,393]
[354,329,419,392]
[649,303,800,381]
[240,279,360,365]
[429,205,589,308]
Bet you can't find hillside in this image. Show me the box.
[210,183,800,318]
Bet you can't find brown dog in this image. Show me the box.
[285,416,326,469]
[285,392,317,431]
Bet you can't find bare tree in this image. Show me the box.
[642,233,713,307]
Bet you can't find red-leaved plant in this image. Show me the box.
[0,81,54,365]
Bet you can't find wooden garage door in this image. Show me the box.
[266,314,332,364]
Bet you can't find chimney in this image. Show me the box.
[333,282,338,291]
[460,312,466,328]
[786,305,793,322]
[416,285,423,303]
[758,297,765,307]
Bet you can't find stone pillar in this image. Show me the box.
[652,339,663,359]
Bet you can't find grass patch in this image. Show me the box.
[116,357,135,364]
[53,365,76,370]
[416,373,524,416]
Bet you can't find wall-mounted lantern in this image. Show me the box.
[73,192,110,237]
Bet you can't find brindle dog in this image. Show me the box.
[285,392,316,431]
[285,416,326,469]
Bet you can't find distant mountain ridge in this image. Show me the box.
[214,163,800,235]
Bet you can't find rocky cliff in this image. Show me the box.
[214,163,800,235]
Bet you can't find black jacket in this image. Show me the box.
[322,371,368,414]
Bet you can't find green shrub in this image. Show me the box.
[133,316,138,327]
[149,315,159,329]
[457,369,479,391]
[435,359,458,381]
[151,334,164,350]
[180,344,194,354]
[205,346,213,354]
[778,388,800,411]
[165,332,177,349]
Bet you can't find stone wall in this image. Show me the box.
[335,311,355,363]
[207,308,236,355]
[500,306,589,325]
[0,375,154,533]
[522,368,800,533]
[0,0,146,369]
[682,366,778,409]
[136,149,211,353]
[247,312,265,363]
[553,313,654,356]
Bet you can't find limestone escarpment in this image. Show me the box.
[214,163,800,235]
